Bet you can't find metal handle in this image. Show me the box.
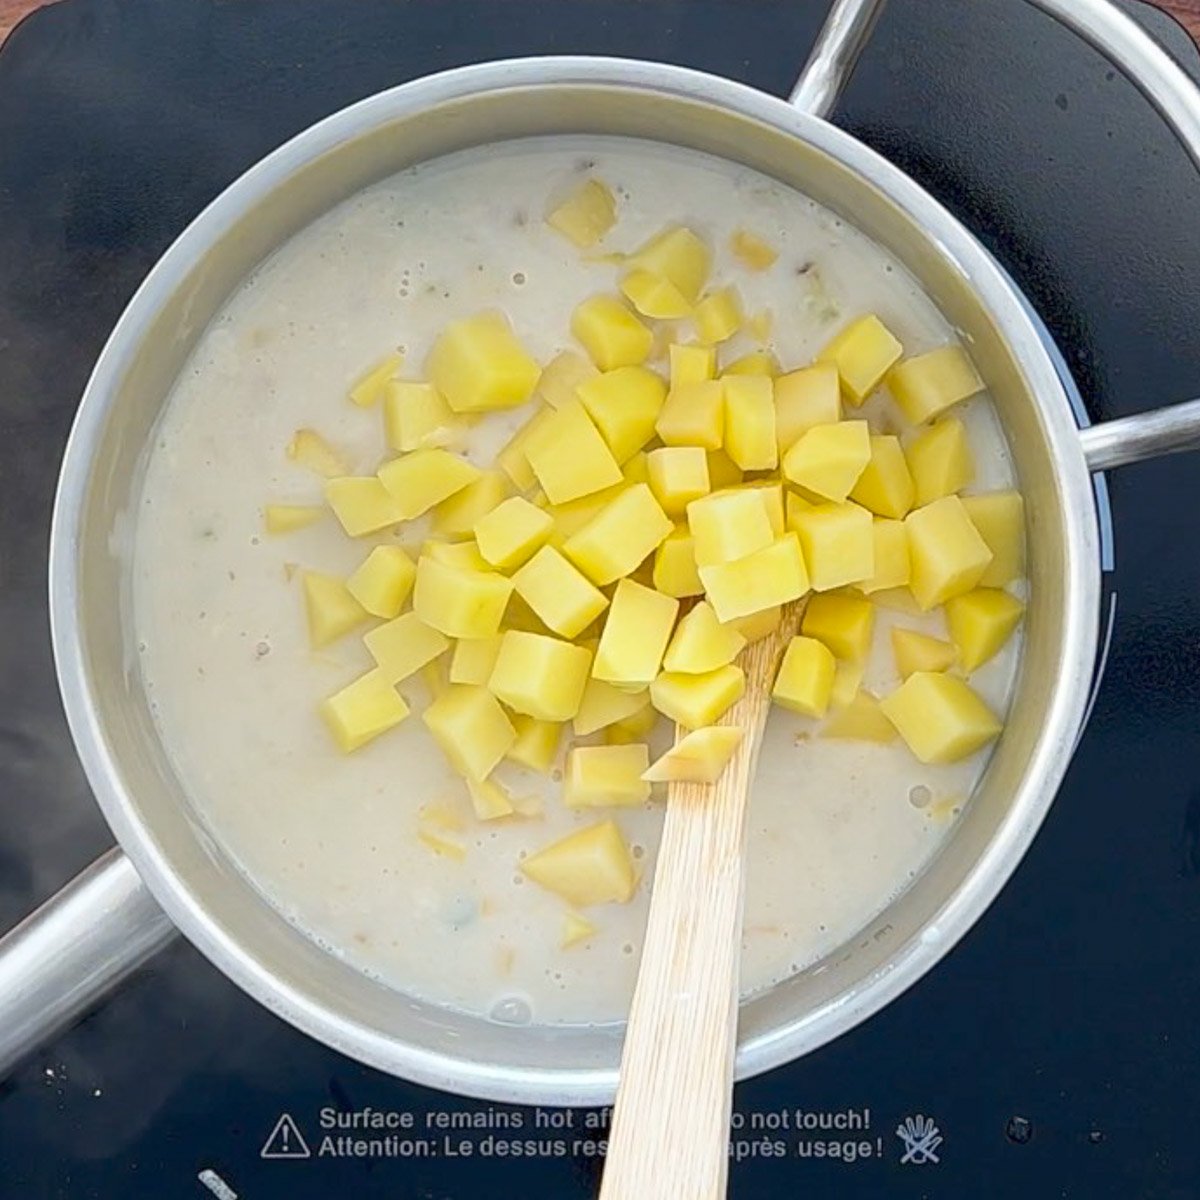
[0,848,176,1078]
[1080,397,1200,470]
[789,0,888,118]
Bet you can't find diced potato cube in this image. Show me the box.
[723,350,780,377]
[785,490,813,530]
[321,669,410,752]
[563,484,674,586]
[593,579,679,687]
[325,476,404,536]
[377,448,480,519]
[730,229,778,270]
[577,366,667,463]
[421,659,448,701]
[432,470,511,539]
[449,635,505,686]
[891,627,956,679]
[962,491,1026,587]
[859,518,911,594]
[817,314,903,405]
[413,555,514,639]
[264,504,323,534]
[774,364,841,453]
[466,776,515,821]
[906,417,975,506]
[423,684,516,779]
[363,611,449,683]
[565,744,651,808]
[627,225,711,303]
[520,819,637,906]
[418,829,467,861]
[723,605,782,643]
[511,545,608,638]
[561,912,597,948]
[287,428,348,477]
[571,295,653,370]
[574,679,651,737]
[346,545,417,618]
[651,665,745,728]
[789,501,874,592]
[905,495,994,610]
[507,715,563,773]
[546,178,616,247]
[700,534,810,623]
[302,572,368,648]
[423,539,492,572]
[706,450,744,489]
[653,527,705,598]
[739,482,785,535]
[383,381,458,452]
[821,691,896,742]
[495,405,556,492]
[723,375,778,471]
[693,287,743,344]
[619,268,693,319]
[427,312,541,413]
[829,660,864,709]
[474,496,554,570]
[656,380,725,450]
[687,489,774,567]
[525,399,623,504]
[879,672,1002,763]
[849,434,915,518]
[945,588,1025,672]
[669,342,716,390]
[888,345,984,424]
[643,726,744,783]
[349,352,403,408]
[647,446,711,517]
[606,705,660,744]
[663,601,746,674]
[545,484,623,539]
[772,635,837,718]
[536,350,599,409]
[782,420,871,503]
[801,591,875,661]
[488,630,593,722]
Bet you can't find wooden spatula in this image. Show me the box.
[598,600,807,1200]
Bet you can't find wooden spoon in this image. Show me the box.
[599,600,807,1200]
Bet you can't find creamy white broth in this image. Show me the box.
[132,136,1021,1025]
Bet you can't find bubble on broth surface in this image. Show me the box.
[490,995,533,1025]
[909,784,933,809]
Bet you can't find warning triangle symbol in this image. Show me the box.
[260,1112,311,1159]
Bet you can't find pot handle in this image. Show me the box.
[1079,397,1200,471]
[0,847,176,1078]
[789,0,888,118]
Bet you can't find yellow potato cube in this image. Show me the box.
[349,351,403,408]
[879,672,1002,763]
[817,314,903,405]
[821,691,897,743]
[622,452,650,486]
[286,428,348,477]
[264,504,323,534]
[574,679,651,737]
[577,366,667,463]
[413,555,513,639]
[302,572,368,648]
[782,420,871,503]
[801,591,875,661]
[495,405,556,492]
[772,635,837,718]
[544,483,623,539]
[906,417,975,506]
[571,295,653,370]
[723,350,779,377]
[643,726,744,783]
[605,705,660,745]
[829,659,864,709]
[650,665,745,729]
[324,476,404,536]
[888,345,984,424]
[511,545,608,639]
[774,364,841,453]
[563,484,674,586]
[723,605,782,643]
[525,399,623,504]
[647,446,711,516]
[738,482,785,535]
[669,342,717,390]
[891,628,956,679]
[859,518,911,594]
[363,611,449,683]
[546,178,616,247]
[507,715,563,773]
[418,829,467,861]
[722,375,777,471]
[422,539,491,572]
[945,588,1025,672]
[653,527,705,598]
[488,630,593,722]
[655,381,725,451]
[423,684,516,779]
[693,287,743,344]
[593,579,679,687]
[466,776,515,822]
[449,635,505,686]
[321,669,410,752]
[962,491,1026,587]
[730,229,778,271]
[521,819,637,906]
[346,545,416,618]
[849,434,915,518]
[432,470,511,539]
[905,495,994,610]
[565,744,651,808]
[383,380,458,452]
[789,501,874,592]
[377,448,481,519]
[700,534,810,623]
[474,496,554,570]
[561,912,597,948]
[663,601,746,674]
[427,312,541,413]
[420,658,448,701]
[619,268,693,319]
[687,489,774,567]
[627,225,711,303]
[706,449,744,489]
[536,349,599,409]
[785,490,813,530]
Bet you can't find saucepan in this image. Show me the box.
[1,0,1199,1104]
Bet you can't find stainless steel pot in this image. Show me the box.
[2,0,1199,1105]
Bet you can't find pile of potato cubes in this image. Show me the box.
[264,178,1026,910]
